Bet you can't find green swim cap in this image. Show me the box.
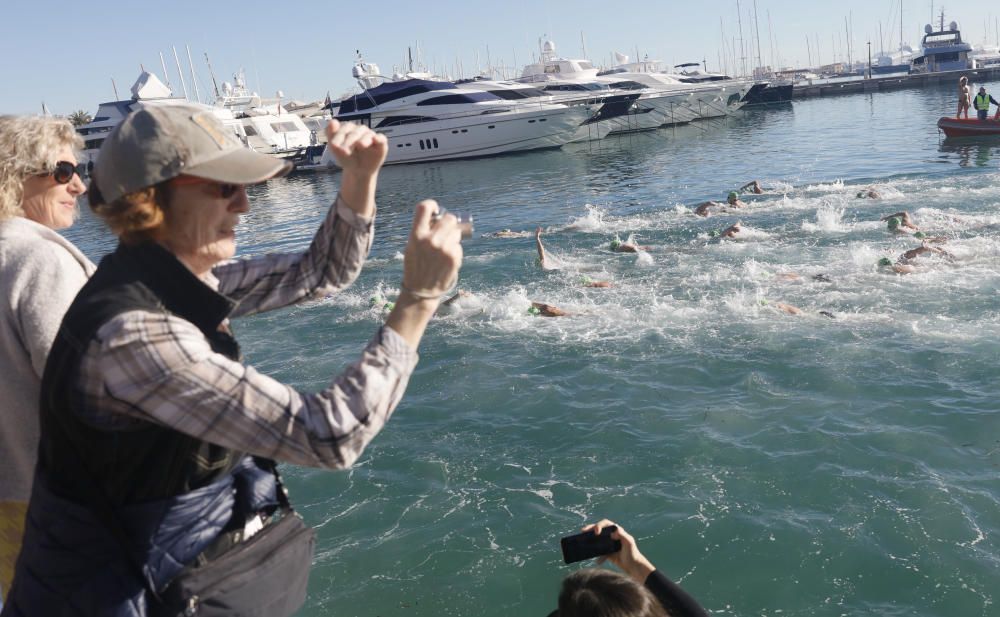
[709,229,721,237]
[728,191,739,201]
[914,231,926,239]
[886,217,901,230]
[527,306,541,315]
[610,239,622,250]
[581,276,593,285]
[384,301,395,311]
[877,257,893,267]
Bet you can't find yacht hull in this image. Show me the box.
[324,106,588,165]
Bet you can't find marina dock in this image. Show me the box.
[793,65,1000,99]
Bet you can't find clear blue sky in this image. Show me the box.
[4,0,1000,116]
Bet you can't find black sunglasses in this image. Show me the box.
[44,160,87,184]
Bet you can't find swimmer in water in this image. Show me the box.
[856,187,881,199]
[881,211,919,233]
[738,180,765,194]
[877,244,954,274]
[484,228,528,238]
[535,227,612,286]
[694,191,746,216]
[528,301,570,317]
[881,211,949,242]
[761,299,836,318]
[609,235,650,253]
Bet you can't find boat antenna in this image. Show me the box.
[580,31,587,59]
[111,77,120,101]
[186,45,201,103]
[408,46,413,73]
[172,46,189,100]
[204,52,221,98]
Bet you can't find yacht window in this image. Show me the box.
[377,115,433,127]
[340,79,454,113]
[270,122,300,133]
[933,52,961,63]
[243,125,259,136]
[86,138,104,149]
[417,92,499,105]
[490,88,546,100]
[578,61,595,70]
[608,81,647,90]
[544,65,561,74]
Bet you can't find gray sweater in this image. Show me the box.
[0,217,95,504]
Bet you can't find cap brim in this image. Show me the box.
[183,148,292,184]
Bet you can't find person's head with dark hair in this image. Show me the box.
[558,568,668,617]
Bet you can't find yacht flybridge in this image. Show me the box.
[76,72,243,167]
[321,60,590,166]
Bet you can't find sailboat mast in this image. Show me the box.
[159,52,171,88]
[204,53,220,98]
[186,45,201,103]
[172,47,188,100]
[736,0,747,77]
[753,0,764,74]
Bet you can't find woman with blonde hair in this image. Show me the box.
[0,115,94,603]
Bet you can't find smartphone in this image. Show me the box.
[560,526,621,564]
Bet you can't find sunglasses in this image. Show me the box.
[170,175,242,199]
[44,160,87,184]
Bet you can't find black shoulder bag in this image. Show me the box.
[50,408,315,617]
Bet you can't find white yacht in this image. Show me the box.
[76,72,242,167]
[518,42,671,133]
[214,70,319,164]
[320,61,589,166]
[602,55,752,120]
[452,78,625,141]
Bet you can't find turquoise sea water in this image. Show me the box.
[66,82,999,617]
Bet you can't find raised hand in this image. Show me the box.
[325,119,387,178]
[582,519,656,583]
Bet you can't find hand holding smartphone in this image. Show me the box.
[560,525,622,564]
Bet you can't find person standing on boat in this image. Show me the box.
[957,76,971,119]
[973,86,999,121]
[2,106,464,616]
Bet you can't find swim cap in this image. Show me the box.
[913,231,926,239]
[886,217,901,230]
[610,239,622,250]
[728,191,739,201]
[384,301,395,311]
[877,257,893,267]
[856,191,867,198]
[581,276,593,285]
[527,306,541,315]
[709,229,720,237]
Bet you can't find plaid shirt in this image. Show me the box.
[74,196,418,469]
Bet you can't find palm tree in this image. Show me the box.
[68,110,92,127]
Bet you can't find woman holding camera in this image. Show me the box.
[0,115,95,602]
[3,106,462,617]
[554,520,709,617]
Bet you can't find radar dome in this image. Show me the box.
[924,24,933,34]
[949,21,958,31]
[542,40,556,53]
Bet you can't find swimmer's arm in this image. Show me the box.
[880,211,908,221]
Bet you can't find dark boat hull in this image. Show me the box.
[742,83,794,106]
